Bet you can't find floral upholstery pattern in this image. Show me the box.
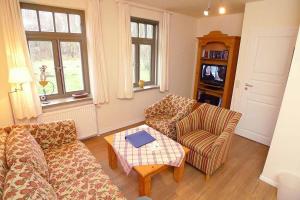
[0,120,126,200]
[6,128,49,181]
[176,103,242,176]
[13,120,77,150]
[3,163,57,200]
[0,128,8,199]
[145,94,197,140]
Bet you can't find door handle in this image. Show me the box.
[245,83,254,87]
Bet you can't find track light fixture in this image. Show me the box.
[203,0,226,16]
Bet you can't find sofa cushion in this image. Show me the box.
[55,169,125,199]
[178,130,218,157]
[0,128,8,198]
[3,163,57,200]
[6,128,49,181]
[14,120,77,150]
[44,141,125,199]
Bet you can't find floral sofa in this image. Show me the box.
[0,120,126,200]
[145,94,197,140]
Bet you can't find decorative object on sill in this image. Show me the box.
[138,80,145,88]
[38,65,54,104]
[8,67,33,124]
[72,92,89,99]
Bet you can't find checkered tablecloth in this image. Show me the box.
[113,125,185,175]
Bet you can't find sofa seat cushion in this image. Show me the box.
[3,163,57,200]
[55,168,126,199]
[178,130,218,157]
[44,141,125,199]
[6,128,49,181]
[0,128,8,198]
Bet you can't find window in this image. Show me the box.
[131,17,158,87]
[20,3,90,100]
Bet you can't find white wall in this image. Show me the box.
[0,0,197,133]
[261,26,300,187]
[196,13,244,37]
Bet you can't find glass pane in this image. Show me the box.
[28,41,58,95]
[39,11,54,32]
[69,14,81,33]
[132,44,136,83]
[139,23,146,38]
[21,9,39,31]
[131,22,138,37]
[139,44,151,82]
[55,13,68,32]
[146,24,153,39]
[60,42,84,92]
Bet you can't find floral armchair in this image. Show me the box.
[145,94,197,140]
[176,103,242,179]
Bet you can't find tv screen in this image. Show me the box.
[201,64,227,86]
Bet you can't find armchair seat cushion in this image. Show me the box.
[178,130,217,157]
[145,115,176,140]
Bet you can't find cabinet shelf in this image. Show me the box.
[193,31,241,108]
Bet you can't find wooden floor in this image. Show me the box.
[83,126,277,200]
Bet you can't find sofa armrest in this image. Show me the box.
[14,120,77,150]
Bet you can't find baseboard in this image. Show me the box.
[259,174,278,188]
[235,129,271,146]
[97,117,145,135]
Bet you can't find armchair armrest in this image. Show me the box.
[145,99,168,118]
[206,131,233,175]
[14,120,77,150]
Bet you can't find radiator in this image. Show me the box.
[36,104,98,139]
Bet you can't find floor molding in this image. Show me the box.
[259,174,278,188]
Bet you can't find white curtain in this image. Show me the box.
[117,2,134,99]
[86,0,109,104]
[158,12,170,92]
[0,0,42,119]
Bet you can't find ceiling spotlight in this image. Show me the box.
[204,10,209,16]
[219,6,226,14]
[204,0,211,16]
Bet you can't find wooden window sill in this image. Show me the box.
[134,85,159,93]
[41,96,93,112]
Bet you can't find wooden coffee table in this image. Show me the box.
[104,134,190,196]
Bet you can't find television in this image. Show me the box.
[201,64,227,87]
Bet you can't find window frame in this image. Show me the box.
[20,3,90,100]
[131,17,158,88]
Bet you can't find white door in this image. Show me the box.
[232,28,297,146]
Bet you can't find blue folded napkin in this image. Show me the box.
[125,130,156,148]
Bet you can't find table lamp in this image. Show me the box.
[8,67,33,124]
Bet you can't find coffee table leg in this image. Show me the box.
[107,143,117,169]
[174,156,186,182]
[139,175,151,196]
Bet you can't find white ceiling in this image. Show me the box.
[127,0,261,17]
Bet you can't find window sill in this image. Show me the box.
[41,96,93,112]
[134,85,160,92]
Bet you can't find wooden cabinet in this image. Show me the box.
[193,31,240,109]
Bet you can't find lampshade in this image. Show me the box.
[8,67,32,84]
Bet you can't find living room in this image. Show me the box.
[0,0,300,199]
